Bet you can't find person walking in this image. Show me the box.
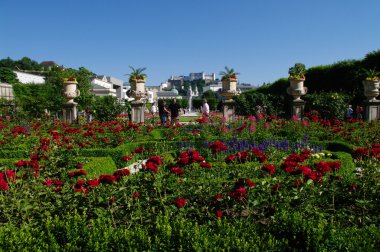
[168,98,181,125]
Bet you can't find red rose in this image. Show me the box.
[175,198,188,208]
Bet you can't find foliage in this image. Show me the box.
[0,67,19,84]
[126,66,147,82]
[362,68,380,81]
[0,57,43,71]
[12,83,56,118]
[0,116,379,250]
[234,91,275,116]
[304,92,349,120]
[91,96,126,122]
[288,63,306,80]
[220,66,239,80]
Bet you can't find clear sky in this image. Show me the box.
[1,0,380,86]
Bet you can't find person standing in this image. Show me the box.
[151,102,157,121]
[202,99,210,117]
[158,100,169,124]
[168,98,181,125]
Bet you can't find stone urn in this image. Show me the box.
[129,79,147,100]
[221,78,240,100]
[287,79,307,101]
[63,78,80,104]
[362,80,380,101]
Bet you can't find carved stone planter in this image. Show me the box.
[362,80,380,101]
[287,79,307,101]
[62,78,80,123]
[129,79,147,101]
[63,79,80,104]
[221,78,240,101]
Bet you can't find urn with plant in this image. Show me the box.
[126,66,147,100]
[219,66,240,100]
[287,63,307,101]
[362,68,380,101]
[63,77,80,104]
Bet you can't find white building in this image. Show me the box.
[13,71,45,84]
[91,75,124,100]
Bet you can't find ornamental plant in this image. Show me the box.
[288,63,306,80]
[363,67,380,81]
[126,66,147,82]
[219,66,239,80]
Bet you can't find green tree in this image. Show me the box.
[0,67,19,84]
[91,96,126,122]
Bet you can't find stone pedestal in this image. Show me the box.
[291,100,305,119]
[222,99,236,122]
[131,100,145,123]
[63,102,78,123]
[364,100,380,121]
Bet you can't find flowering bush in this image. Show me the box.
[0,115,379,250]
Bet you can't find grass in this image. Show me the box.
[83,156,117,178]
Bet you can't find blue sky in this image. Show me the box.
[1,0,380,86]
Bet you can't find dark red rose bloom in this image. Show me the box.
[216,210,223,218]
[353,148,369,159]
[132,191,140,198]
[121,155,132,162]
[327,161,341,171]
[170,167,185,175]
[214,193,223,204]
[0,180,9,191]
[145,161,159,173]
[68,169,87,178]
[209,141,228,153]
[177,157,190,166]
[43,179,53,187]
[314,161,331,174]
[237,151,250,163]
[86,179,99,187]
[200,162,212,169]
[75,163,83,169]
[114,169,130,180]
[225,155,236,164]
[246,179,255,188]
[5,170,16,182]
[175,198,188,208]
[147,156,162,165]
[229,187,246,202]
[30,153,39,160]
[262,164,276,174]
[99,174,117,184]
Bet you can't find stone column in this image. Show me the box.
[222,99,236,122]
[131,100,145,123]
[291,100,306,119]
[220,78,240,122]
